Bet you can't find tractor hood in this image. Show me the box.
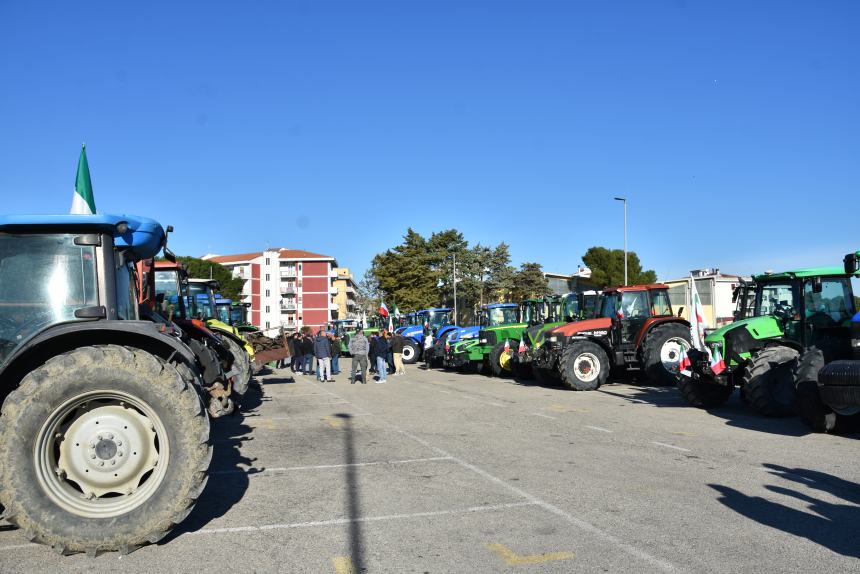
[703,315,783,348]
[401,325,425,340]
[552,317,613,337]
[447,325,482,343]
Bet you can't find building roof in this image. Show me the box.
[204,248,335,264]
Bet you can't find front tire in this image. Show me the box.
[0,345,211,554]
[489,342,514,377]
[560,340,609,391]
[401,341,419,364]
[742,345,799,417]
[642,323,692,386]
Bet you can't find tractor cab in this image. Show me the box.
[482,303,519,328]
[215,295,232,324]
[596,285,676,345]
[188,279,219,321]
[519,298,547,326]
[153,262,199,321]
[327,319,357,337]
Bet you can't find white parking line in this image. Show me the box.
[585,425,612,433]
[531,413,557,420]
[191,501,539,535]
[652,442,691,453]
[210,456,454,476]
[397,430,675,572]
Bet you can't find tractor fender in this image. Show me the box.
[761,338,804,354]
[0,320,201,403]
[634,318,691,349]
[564,333,615,366]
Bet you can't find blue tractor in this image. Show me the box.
[399,307,455,364]
[0,214,211,553]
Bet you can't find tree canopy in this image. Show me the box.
[368,229,549,321]
[581,246,657,288]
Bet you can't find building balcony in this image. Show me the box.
[329,269,338,278]
[329,302,340,310]
[329,286,339,295]
[281,285,296,295]
[346,300,357,308]
[345,286,355,294]
[280,269,297,278]
[281,302,297,310]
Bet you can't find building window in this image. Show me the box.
[265,321,270,328]
[265,257,270,265]
[298,263,302,271]
[265,273,270,281]
[265,289,270,297]
[265,305,270,313]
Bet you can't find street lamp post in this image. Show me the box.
[614,197,628,285]
[452,252,457,324]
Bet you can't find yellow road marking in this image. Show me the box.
[332,556,357,574]
[487,543,574,566]
[323,415,344,429]
[548,404,589,413]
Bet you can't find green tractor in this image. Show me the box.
[679,265,858,417]
[511,291,598,384]
[461,298,549,377]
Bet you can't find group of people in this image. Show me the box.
[345,329,408,383]
[285,330,342,382]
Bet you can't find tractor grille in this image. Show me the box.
[480,330,497,347]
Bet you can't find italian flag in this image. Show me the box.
[689,276,707,351]
[70,145,96,215]
[678,348,692,377]
[709,346,726,375]
[379,302,389,317]
[503,339,510,353]
[518,337,526,353]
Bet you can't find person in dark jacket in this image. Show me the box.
[300,333,314,374]
[372,331,390,382]
[331,334,342,375]
[313,330,333,382]
[368,332,378,374]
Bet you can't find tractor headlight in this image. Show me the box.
[547,336,558,343]
[479,338,487,344]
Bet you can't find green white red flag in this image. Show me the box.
[70,145,96,215]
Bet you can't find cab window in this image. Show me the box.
[620,291,649,319]
[650,289,673,317]
[803,278,855,324]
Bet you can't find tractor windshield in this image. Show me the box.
[428,311,451,330]
[154,270,198,319]
[803,277,855,324]
[520,302,544,324]
[754,282,799,318]
[188,283,217,320]
[230,306,246,324]
[486,307,518,327]
[561,296,580,321]
[0,234,99,366]
[216,304,231,324]
[650,289,673,317]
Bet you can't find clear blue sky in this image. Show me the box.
[2,1,858,280]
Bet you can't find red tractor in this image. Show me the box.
[542,284,691,390]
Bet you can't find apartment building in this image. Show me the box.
[331,267,358,320]
[202,248,338,332]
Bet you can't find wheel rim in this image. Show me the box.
[35,390,169,518]
[499,348,512,371]
[573,353,600,382]
[402,346,414,361]
[660,337,690,373]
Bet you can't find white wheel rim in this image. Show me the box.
[35,390,169,518]
[574,353,600,382]
[402,346,414,361]
[660,337,689,373]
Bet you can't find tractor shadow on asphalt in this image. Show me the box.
[710,464,860,558]
[159,382,264,543]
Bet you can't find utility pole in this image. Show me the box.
[614,197,628,285]
[453,252,457,324]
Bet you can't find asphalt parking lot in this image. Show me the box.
[1,360,858,573]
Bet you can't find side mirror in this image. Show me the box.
[812,276,823,294]
[844,252,859,275]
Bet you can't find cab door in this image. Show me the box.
[619,291,650,344]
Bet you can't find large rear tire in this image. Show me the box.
[401,341,419,364]
[0,345,211,554]
[560,340,609,391]
[742,345,799,417]
[221,336,251,395]
[489,342,514,377]
[641,323,692,386]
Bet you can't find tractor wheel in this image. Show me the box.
[221,336,251,395]
[677,377,733,409]
[489,342,514,377]
[794,347,839,432]
[560,340,609,391]
[742,346,800,417]
[0,345,211,554]
[401,341,419,364]
[642,323,692,386]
